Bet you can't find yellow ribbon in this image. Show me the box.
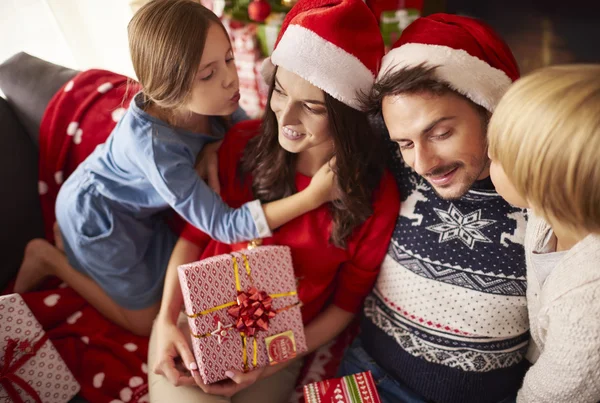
[187,301,237,319]
[241,332,247,370]
[187,252,298,370]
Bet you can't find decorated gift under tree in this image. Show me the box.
[0,294,80,403]
[304,371,381,403]
[225,20,271,117]
[178,245,307,384]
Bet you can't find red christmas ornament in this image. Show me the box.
[248,0,271,22]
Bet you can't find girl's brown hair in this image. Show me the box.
[242,70,386,248]
[127,0,226,109]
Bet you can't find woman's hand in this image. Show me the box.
[195,366,267,397]
[152,317,203,387]
[307,157,338,206]
[195,140,223,195]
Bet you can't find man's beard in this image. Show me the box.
[427,159,490,200]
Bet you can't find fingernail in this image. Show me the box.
[225,371,234,378]
[189,362,198,370]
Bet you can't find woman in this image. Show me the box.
[149,0,401,401]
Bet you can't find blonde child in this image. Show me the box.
[15,0,334,336]
[488,64,600,402]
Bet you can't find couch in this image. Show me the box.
[0,52,83,290]
[0,52,89,403]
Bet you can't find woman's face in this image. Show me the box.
[184,23,240,116]
[269,67,333,155]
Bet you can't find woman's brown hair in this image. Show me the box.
[127,0,226,109]
[242,70,386,248]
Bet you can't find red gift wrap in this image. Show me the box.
[0,294,80,403]
[178,245,307,384]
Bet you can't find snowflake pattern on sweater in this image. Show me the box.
[363,137,529,375]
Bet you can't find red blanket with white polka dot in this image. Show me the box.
[4,69,347,403]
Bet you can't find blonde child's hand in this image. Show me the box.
[152,318,203,387]
[195,140,222,195]
[194,366,266,397]
[307,157,338,206]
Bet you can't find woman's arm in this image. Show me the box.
[147,135,335,244]
[152,237,205,387]
[156,237,199,324]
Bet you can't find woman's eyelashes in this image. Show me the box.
[303,104,326,115]
[303,103,315,113]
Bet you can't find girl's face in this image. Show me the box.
[270,67,333,156]
[184,23,240,116]
[489,156,529,208]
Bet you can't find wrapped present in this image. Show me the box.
[178,245,307,384]
[224,20,269,117]
[304,371,381,403]
[256,13,285,56]
[380,8,420,49]
[0,294,80,403]
[366,0,423,24]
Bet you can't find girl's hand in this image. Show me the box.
[195,367,266,397]
[195,140,222,195]
[307,157,338,205]
[152,317,203,387]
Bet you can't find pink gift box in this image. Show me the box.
[304,371,381,403]
[178,245,307,384]
[0,293,80,403]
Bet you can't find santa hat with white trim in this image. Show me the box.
[261,0,384,111]
[379,13,520,112]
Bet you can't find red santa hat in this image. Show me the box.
[379,13,520,112]
[261,0,384,110]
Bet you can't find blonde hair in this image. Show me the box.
[488,64,600,233]
[128,0,226,110]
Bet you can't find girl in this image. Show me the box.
[488,64,600,402]
[148,0,401,401]
[15,0,335,336]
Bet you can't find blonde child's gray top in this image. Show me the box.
[519,211,600,402]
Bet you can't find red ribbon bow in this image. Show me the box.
[227,287,277,337]
[0,335,48,403]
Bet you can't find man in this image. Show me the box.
[339,14,529,403]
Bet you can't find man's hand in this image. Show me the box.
[195,140,223,195]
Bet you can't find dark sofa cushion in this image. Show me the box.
[0,52,79,145]
[0,97,44,289]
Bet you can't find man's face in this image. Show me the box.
[382,91,490,199]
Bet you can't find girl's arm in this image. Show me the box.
[145,131,334,244]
